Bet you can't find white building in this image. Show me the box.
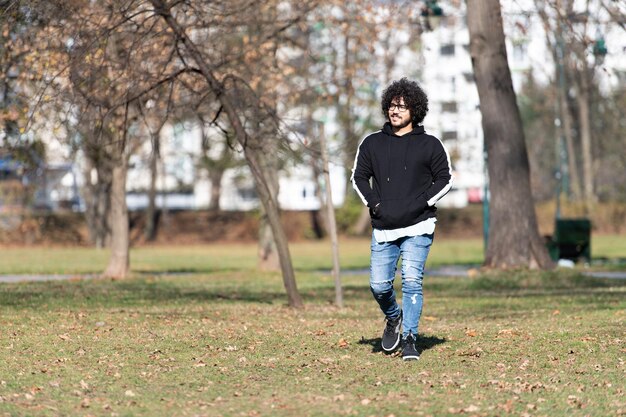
[125,120,346,211]
[25,0,626,213]
[411,0,625,206]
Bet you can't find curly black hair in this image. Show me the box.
[381,78,429,125]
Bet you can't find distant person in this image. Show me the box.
[351,78,452,361]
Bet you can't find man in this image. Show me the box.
[351,78,452,361]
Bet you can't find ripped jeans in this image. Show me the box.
[370,233,433,338]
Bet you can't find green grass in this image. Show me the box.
[0,237,486,275]
[2,233,624,275]
[0,239,625,416]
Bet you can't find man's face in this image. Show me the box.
[388,97,412,129]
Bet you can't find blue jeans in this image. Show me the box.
[370,233,433,337]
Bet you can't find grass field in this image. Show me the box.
[1,233,624,275]
[0,238,625,416]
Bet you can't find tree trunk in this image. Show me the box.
[258,207,280,271]
[82,156,112,249]
[467,0,554,269]
[257,152,280,271]
[308,117,328,238]
[576,69,595,214]
[151,1,303,307]
[103,158,130,278]
[560,89,582,201]
[320,125,343,307]
[352,206,371,236]
[145,134,159,241]
[538,1,582,202]
[311,160,329,238]
[208,169,223,211]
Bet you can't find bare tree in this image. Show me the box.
[197,116,240,212]
[148,0,307,307]
[32,0,182,277]
[467,0,554,269]
[535,0,615,213]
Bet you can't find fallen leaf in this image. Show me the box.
[457,347,483,357]
[361,398,370,405]
[124,390,136,397]
[497,329,520,337]
[465,329,477,337]
[338,339,349,348]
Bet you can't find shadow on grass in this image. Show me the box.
[0,280,380,309]
[358,334,447,355]
[1,271,625,310]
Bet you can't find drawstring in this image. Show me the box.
[386,138,391,182]
[387,136,412,181]
[403,138,410,171]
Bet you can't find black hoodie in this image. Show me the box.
[351,123,453,230]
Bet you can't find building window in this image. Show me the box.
[440,44,455,56]
[442,131,458,141]
[238,187,257,201]
[441,101,458,113]
[513,42,527,62]
[463,72,474,83]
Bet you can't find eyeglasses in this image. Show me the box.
[388,103,408,112]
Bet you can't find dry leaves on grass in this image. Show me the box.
[497,328,521,338]
[465,329,478,337]
[448,404,480,414]
[456,346,484,357]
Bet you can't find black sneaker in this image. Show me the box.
[402,333,420,361]
[381,313,402,352]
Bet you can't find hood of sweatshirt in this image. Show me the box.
[382,122,425,138]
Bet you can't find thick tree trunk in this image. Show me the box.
[82,156,112,249]
[208,169,223,211]
[103,158,130,278]
[467,0,554,269]
[151,1,303,307]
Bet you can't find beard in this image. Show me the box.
[390,115,412,129]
